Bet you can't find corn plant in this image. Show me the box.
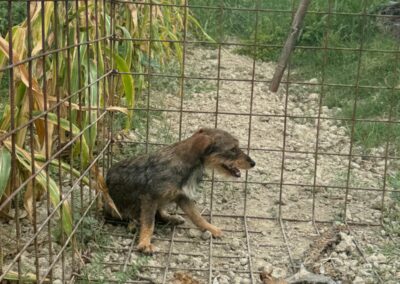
[0,1,210,237]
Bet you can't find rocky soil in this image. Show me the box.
[1,47,399,283]
[97,47,400,283]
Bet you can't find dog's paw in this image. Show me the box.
[169,215,185,225]
[137,242,156,254]
[208,226,223,238]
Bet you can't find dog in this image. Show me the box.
[103,128,255,254]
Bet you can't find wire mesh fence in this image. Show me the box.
[0,0,399,283]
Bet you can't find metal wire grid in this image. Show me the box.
[0,0,112,283]
[0,0,398,283]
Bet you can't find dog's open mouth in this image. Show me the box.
[222,164,241,177]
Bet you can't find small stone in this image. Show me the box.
[230,239,241,250]
[292,108,302,116]
[110,253,119,261]
[227,271,235,279]
[240,258,248,266]
[259,262,273,274]
[272,267,287,279]
[375,253,387,263]
[365,277,375,284]
[192,257,203,268]
[353,276,365,284]
[308,93,319,100]
[53,280,63,284]
[363,263,372,269]
[188,229,201,238]
[309,78,319,84]
[177,254,189,263]
[351,162,360,169]
[335,232,354,253]
[201,231,212,240]
[122,239,132,246]
[219,275,230,284]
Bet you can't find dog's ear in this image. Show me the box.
[192,132,214,156]
[196,128,205,134]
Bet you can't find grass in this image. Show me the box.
[192,0,400,153]
[383,172,400,236]
[78,251,149,284]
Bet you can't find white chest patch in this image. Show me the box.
[182,166,203,200]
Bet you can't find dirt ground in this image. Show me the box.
[101,47,400,283]
[1,47,399,284]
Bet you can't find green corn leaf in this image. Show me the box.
[3,141,73,236]
[33,154,90,186]
[187,14,215,43]
[118,25,134,69]
[82,60,99,154]
[71,33,88,99]
[0,147,11,199]
[32,111,90,168]
[112,51,135,129]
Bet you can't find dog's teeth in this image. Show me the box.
[234,169,241,177]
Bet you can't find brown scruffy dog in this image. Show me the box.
[104,128,255,254]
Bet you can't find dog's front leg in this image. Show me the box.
[137,195,158,254]
[177,196,222,238]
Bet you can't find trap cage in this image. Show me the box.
[0,0,399,283]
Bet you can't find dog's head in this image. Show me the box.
[191,128,255,178]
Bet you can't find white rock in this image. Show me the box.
[177,254,189,263]
[219,275,230,284]
[375,253,387,263]
[188,228,201,238]
[353,276,366,284]
[308,93,319,100]
[230,238,241,250]
[335,232,354,253]
[259,262,273,274]
[272,267,287,279]
[240,258,248,266]
[201,230,212,240]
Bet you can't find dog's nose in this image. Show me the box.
[249,160,256,167]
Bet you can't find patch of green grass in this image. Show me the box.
[78,251,149,284]
[382,173,400,237]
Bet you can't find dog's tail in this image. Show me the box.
[90,164,122,219]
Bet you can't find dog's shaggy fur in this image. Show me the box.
[104,128,255,253]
